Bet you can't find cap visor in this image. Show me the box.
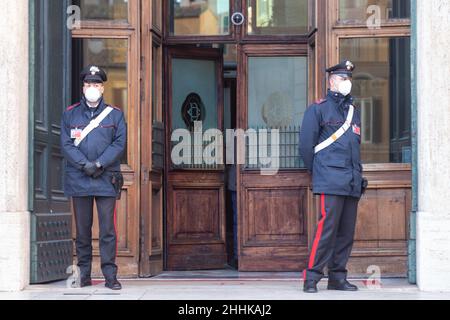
[330,71,352,77]
[83,75,104,83]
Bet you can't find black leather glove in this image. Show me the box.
[92,162,105,179]
[83,161,97,177]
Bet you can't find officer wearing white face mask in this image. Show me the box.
[61,65,127,290]
[299,60,368,293]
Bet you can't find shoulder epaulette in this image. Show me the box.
[66,103,81,111]
[108,105,122,112]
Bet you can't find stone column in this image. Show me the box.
[0,0,30,291]
[416,0,450,292]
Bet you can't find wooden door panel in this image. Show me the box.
[90,190,130,252]
[238,44,311,271]
[237,43,412,276]
[116,194,130,250]
[151,184,163,252]
[167,172,226,270]
[138,169,164,277]
[354,189,408,241]
[166,47,226,270]
[172,188,222,242]
[347,168,411,277]
[354,190,379,240]
[141,173,164,276]
[239,172,311,271]
[245,189,306,244]
[376,189,408,240]
[137,0,165,277]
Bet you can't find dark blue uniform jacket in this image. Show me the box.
[299,90,362,198]
[61,97,127,197]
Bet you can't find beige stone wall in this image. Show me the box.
[0,0,30,291]
[416,0,450,292]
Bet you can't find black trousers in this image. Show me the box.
[304,194,359,282]
[72,196,118,280]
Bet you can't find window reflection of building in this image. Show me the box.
[72,38,129,163]
[171,0,230,35]
[73,38,128,115]
[339,0,410,22]
[247,0,308,35]
[246,57,308,168]
[74,0,128,21]
[340,37,411,164]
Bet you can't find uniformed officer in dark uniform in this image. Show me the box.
[61,65,127,290]
[299,60,367,293]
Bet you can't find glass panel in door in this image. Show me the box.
[170,49,223,170]
[246,56,308,169]
[167,48,227,271]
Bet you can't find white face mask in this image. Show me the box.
[338,80,352,96]
[84,87,102,104]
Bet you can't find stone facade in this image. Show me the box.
[0,0,30,292]
[416,0,450,292]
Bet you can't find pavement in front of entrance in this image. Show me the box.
[1,271,449,300]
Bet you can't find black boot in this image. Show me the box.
[327,279,358,291]
[79,276,92,288]
[303,279,319,293]
[105,278,122,290]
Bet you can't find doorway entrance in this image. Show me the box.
[165,42,311,271]
[163,0,312,272]
[166,46,227,270]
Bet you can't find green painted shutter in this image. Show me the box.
[29,0,73,284]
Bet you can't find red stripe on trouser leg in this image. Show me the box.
[308,194,327,270]
[113,202,118,256]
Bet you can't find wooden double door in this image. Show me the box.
[165,44,312,271]
[67,0,412,278]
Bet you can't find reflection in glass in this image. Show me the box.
[172,59,217,131]
[72,38,129,163]
[340,37,411,164]
[339,0,410,23]
[74,0,128,21]
[247,0,308,35]
[247,57,307,168]
[170,0,230,36]
[171,58,220,169]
